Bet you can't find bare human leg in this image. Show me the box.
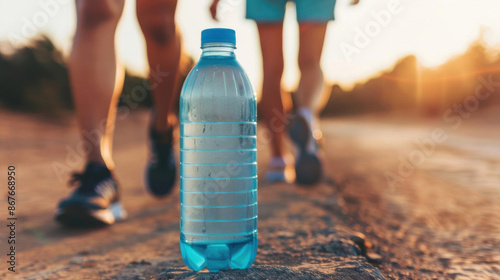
[257,23,287,158]
[69,0,125,169]
[136,0,181,134]
[257,23,295,182]
[288,23,329,185]
[55,0,127,227]
[296,23,328,119]
[137,0,181,197]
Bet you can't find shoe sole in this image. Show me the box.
[55,202,127,228]
[288,115,323,185]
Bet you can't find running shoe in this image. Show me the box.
[55,162,126,227]
[288,114,323,185]
[265,156,295,183]
[145,127,177,197]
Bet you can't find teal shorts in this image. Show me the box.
[246,0,336,23]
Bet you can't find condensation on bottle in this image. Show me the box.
[179,28,258,272]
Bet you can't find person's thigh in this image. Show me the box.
[296,0,336,23]
[247,0,287,23]
[136,0,177,43]
[257,24,284,77]
[298,23,327,67]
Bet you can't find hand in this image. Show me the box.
[210,0,220,21]
[350,0,360,5]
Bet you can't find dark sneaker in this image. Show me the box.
[145,127,177,197]
[55,162,126,227]
[288,114,323,185]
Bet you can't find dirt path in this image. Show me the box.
[0,110,498,279]
[324,112,500,279]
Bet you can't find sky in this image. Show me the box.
[1,0,500,91]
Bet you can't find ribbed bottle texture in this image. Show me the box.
[179,29,257,272]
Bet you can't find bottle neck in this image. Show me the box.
[201,43,236,58]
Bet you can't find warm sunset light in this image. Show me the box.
[1,0,500,91]
[2,1,500,279]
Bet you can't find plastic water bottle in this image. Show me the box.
[179,28,258,272]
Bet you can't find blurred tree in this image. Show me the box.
[0,36,71,115]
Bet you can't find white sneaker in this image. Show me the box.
[265,156,295,183]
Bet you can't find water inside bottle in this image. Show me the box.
[179,29,258,272]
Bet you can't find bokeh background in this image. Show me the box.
[1,0,500,115]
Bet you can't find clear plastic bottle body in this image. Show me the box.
[179,43,257,272]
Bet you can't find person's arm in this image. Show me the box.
[210,0,220,21]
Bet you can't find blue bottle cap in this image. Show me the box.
[201,28,236,46]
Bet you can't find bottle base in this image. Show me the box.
[180,233,257,272]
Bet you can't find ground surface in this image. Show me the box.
[0,109,498,279]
